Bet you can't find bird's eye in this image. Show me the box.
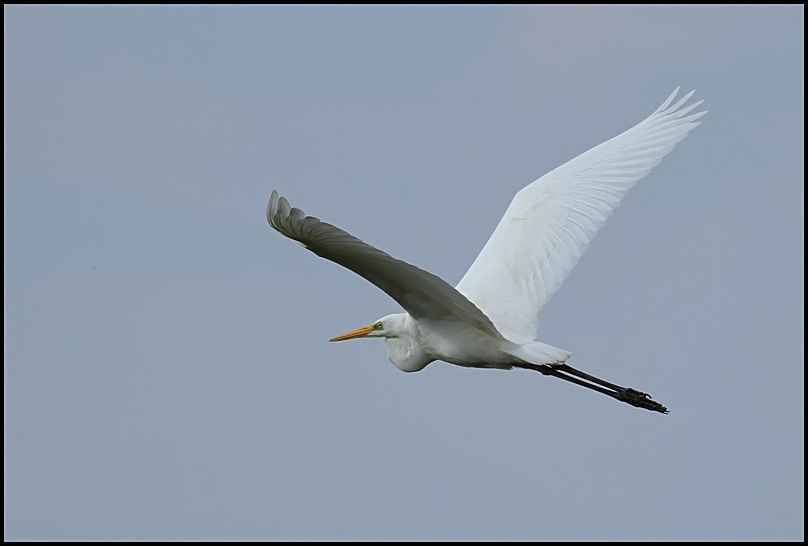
[373,321,383,330]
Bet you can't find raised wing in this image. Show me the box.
[456,88,706,344]
[267,191,502,338]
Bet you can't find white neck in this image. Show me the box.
[381,314,434,372]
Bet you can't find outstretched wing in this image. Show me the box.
[267,191,502,338]
[456,88,706,343]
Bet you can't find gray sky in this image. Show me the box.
[5,5,803,541]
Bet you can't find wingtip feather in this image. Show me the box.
[267,190,279,226]
[655,87,681,113]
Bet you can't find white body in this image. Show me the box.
[372,314,570,373]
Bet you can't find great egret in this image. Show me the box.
[267,88,706,414]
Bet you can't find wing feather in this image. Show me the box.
[456,88,706,343]
[266,191,502,338]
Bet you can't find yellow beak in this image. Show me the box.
[329,325,375,342]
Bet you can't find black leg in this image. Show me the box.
[513,362,669,414]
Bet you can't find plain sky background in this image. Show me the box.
[4,5,804,541]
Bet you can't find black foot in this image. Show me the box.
[615,388,669,414]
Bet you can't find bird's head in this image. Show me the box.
[329,314,406,342]
[329,313,431,372]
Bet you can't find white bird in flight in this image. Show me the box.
[267,88,706,413]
